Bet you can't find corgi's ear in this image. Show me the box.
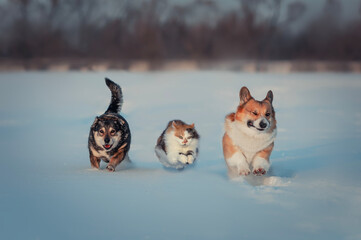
[264,90,273,104]
[172,121,178,129]
[239,87,252,104]
[190,123,195,128]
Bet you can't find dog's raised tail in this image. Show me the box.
[105,78,123,114]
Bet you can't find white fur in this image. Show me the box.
[187,154,195,164]
[178,154,188,164]
[226,151,250,176]
[226,118,276,160]
[93,132,121,160]
[155,146,184,169]
[156,129,199,169]
[252,156,270,172]
[225,117,276,173]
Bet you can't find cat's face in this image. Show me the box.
[172,121,197,146]
[174,129,194,146]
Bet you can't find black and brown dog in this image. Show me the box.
[88,78,131,172]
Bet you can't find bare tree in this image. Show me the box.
[0,0,360,61]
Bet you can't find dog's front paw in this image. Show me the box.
[253,168,266,176]
[226,152,250,176]
[106,165,115,172]
[252,157,270,176]
[239,167,251,176]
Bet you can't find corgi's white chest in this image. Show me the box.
[227,121,276,160]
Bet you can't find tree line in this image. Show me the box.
[0,0,360,61]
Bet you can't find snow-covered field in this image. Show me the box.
[1,71,361,240]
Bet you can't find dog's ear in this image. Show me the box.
[239,87,252,105]
[91,117,100,130]
[189,123,195,128]
[264,90,273,104]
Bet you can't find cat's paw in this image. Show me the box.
[178,154,188,164]
[186,155,195,164]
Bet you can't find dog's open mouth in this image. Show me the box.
[103,144,112,150]
[247,120,264,131]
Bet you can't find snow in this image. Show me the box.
[1,71,361,240]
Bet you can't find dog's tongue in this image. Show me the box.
[104,144,111,149]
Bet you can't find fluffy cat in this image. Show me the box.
[155,120,200,169]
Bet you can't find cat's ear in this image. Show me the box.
[172,121,178,129]
[190,123,195,128]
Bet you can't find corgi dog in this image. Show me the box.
[88,78,131,172]
[222,87,277,177]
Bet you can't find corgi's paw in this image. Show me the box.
[253,168,266,176]
[226,152,250,176]
[252,157,270,176]
[239,167,251,176]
